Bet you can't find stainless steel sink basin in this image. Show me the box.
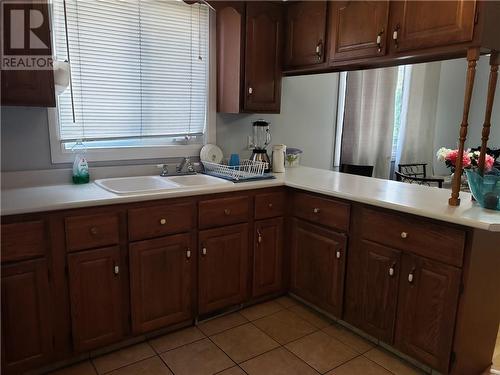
[95,176,181,195]
[95,174,231,195]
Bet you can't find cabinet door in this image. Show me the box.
[68,247,124,352]
[390,1,476,52]
[329,1,389,62]
[129,233,194,334]
[1,259,53,374]
[290,219,346,317]
[253,217,284,298]
[199,224,249,314]
[1,1,55,106]
[284,1,327,68]
[244,2,283,113]
[360,240,400,344]
[395,254,461,373]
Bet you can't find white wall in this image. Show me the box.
[433,57,500,175]
[216,72,339,170]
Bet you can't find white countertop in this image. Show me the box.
[2,166,499,231]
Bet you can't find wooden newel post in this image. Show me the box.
[478,52,499,175]
[449,47,480,206]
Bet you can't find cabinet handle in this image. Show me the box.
[376,29,384,52]
[268,203,273,209]
[408,267,415,283]
[400,231,408,239]
[114,264,119,275]
[186,248,191,259]
[389,262,396,277]
[159,218,167,225]
[248,86,253,95]
[202,247,207,256]
[313,207,320,214]
[257,229,263,244]
[224,208,231,216]
[315,40,323,60]
[393,24,400,48]
[89,226,98,235]
[335,250,341,259]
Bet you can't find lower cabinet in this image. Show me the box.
[129,233,195,334]
[253,217,284,298]
[1,259,53,374]
[198,224,249,315]
[290,219,347,317]
[67,247,124,352]
[395,253,461,373]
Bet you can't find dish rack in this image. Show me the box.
[202,159,269,182]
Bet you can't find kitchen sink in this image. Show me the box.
[95,174,231,195]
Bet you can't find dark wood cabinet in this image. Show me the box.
[129,233,194,334]
[67,247,124,352]
[395,253,461,373]
[284,1,327,68]
[1,259,53,374]
[198,223,249,314]
[359,240,400,344]
[253,217,284,298]
[1,1,55,107]
[329,1,389,62]
[389,0,476,53]
[244,2,283,113]
[290,219,346,317]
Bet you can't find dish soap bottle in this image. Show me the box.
[72,140,89,184]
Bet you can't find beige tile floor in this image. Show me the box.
[48,296,500,375]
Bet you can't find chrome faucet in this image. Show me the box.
[176,157,196,174]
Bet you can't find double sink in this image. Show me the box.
[95,174,232,195]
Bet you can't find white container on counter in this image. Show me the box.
[272,144,286,173]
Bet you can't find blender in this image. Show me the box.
[250,120,271,172]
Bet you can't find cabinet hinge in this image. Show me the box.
[459,283,465,295]
[47,269,51,282]
[474,9,479,24]
[449,351,457,368]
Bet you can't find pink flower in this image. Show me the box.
[446,149,471,168]
[485,154,494,171]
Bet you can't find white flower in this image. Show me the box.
[436,147,451,162]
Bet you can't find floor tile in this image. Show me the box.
[253,309,317,344]
[275,296,298,308]
[216,366,247,375]
[107,357,172,375]
[92,343,155,374]
[161,338,234,375]
[149,326,205,354]
[364,348,427,375]
[326,356,392,375]
[49,361,97,375]
[198,312,248,336]
[211,323,280,363]
[241,347,319,375]
[323,324,375,354]
[289,305,332,329]
[285,331,358,373]
[240,301,283,321]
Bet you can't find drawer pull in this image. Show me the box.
[159,218,167,225]
[335,250,341,259]
[408,268,415,283]
[224,208,231,216]
[186,248,191,259]
[114,265,119,275]
[257,229,263,244]
[268,203,273,209]
[202,247,207,256]
[89,227,98,235]
[400,231,408,239]
[313,207,321,214]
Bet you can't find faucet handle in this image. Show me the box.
[156,164,169,177]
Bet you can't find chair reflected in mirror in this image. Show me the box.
[340,164,374,177]
[395,171,444,188]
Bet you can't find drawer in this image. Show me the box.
[1,221,46,262]
[361,208,466,267]
[199,196,250,229]
[255,191,286,219]
[292,192,350,232]
[65,213,120,252]
[128,202,195,241]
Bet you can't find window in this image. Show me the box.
[49,0,211,162]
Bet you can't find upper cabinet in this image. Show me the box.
[389,0,476,52]
[284,1,327,69]
[215,1,283,113]
[1,1,55,107]
[329,1,389,62]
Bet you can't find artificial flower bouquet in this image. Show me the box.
[436,147,495,172]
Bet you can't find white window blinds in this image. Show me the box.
[52,0,209,143]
